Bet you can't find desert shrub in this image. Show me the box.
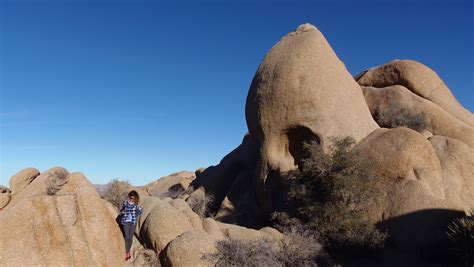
[446,214,474,266]
[140,249,161,267]
[157,183,185,199]
[204,230,321,267]
[188,193,214,218]
[279,225,321,266]
[129,248,160,267]
[374,107,427,132]
[204,238,280,267]
[279,137,387,254]
[46,173,68,195]
[102,178,131,210]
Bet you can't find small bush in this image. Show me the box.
[280,137,387,254]
[279,225,321,266]
[204,231,321,267]
[157,183,185,199]
[140,249,161,267]
[204,238,280,267]
[447,214,474,266]
[374,107,428,132]
[46,174,68,195]
[188,193,214,218]
[102,178,131,210]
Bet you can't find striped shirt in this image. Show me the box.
[120,200,142,225]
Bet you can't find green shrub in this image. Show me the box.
[280,137,387,254]
[102,178,131,210]
[447,214,473,266]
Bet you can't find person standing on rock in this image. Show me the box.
[120,190,143,261]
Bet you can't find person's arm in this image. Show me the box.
[120,201,126,213]
[136,204,143,216]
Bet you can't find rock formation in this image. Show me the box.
[246,23,379,215]
[143,171,196,198]
[186,133,260,226]
[0,167,124,266]
[8,167,40,194]
[355,60,474,127]
[185,23,474,254]
[1,167,283,266]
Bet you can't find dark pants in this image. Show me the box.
[123,222,136,253]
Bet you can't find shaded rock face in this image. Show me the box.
[186,133,261,227]
[0,168,124,266]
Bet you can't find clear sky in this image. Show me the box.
[1,0,473,186]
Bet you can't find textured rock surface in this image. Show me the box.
[246,23,377,176]
[361,85,474,147]
[355,128,446,218]
[429,135,474,212]
[8,167,40,194]
[244,23,378,217]
[0,170,123,266]
[5,167,69,210]
[130,191,283,265]
[163,230,217,267]
[186,133,260,226]
[140,198,195,252]
[354,128,472,249]
[356,59,474,127]
[143,171,196,198]
[0,193,11,209]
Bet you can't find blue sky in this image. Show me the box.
[1,0,473,186]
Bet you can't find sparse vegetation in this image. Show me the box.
[139,249,161,267]
[101,178,131,210]
[204,238,280,267]
[374,107,428,132]
[275,137,387,254]
[188,193,215,218]
[446,214,473,266]
[278,225,322,266]
[157,183,185,199]
[203,229,321,267]
[46,174,68,195]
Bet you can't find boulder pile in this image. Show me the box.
[185,23,474,251]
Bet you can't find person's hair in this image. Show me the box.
[128,190,140,204]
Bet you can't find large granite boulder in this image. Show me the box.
[143,171,196,198]
[354,128,471,249]
[8,167,40,194]
[355,59,474,127]
[0,168,124,266]
[244,23,378,216]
